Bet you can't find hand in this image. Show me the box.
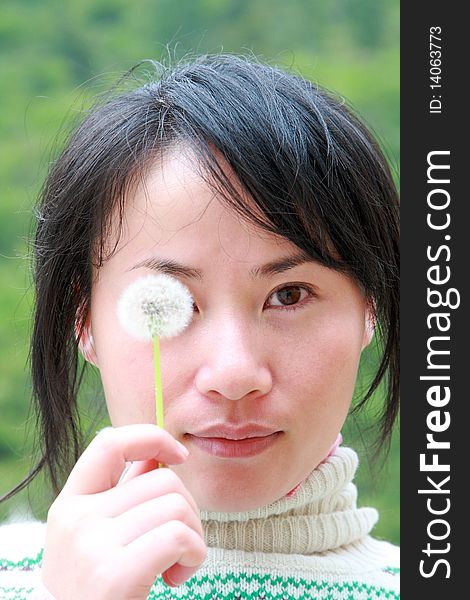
[41,424,207,600]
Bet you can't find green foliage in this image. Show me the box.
[0,0,399,544]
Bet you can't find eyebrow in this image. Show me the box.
[129,250,314,280]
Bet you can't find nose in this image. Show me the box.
[194,314,272,401]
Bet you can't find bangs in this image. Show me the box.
[144,55,395,297]
[185,139,346,272]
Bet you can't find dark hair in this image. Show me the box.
[2,54,399,501]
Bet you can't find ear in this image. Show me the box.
[362,301,376,350]
[75,313,98,367]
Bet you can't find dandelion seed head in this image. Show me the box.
[117,274,194,340]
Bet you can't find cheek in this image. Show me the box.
[98,339,155,424]
[90,281,156,423]
[283,313,365,410]
[108,340,192,426]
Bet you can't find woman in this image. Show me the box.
[0,54,399,599]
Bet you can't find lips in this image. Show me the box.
[184,423,283,459]
[187,424,281,440]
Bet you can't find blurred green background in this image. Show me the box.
[0,0,399,544]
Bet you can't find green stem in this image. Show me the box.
[154,335,164,430]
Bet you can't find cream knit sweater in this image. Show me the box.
[0,447,399,599]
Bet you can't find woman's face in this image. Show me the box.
[89,152,373,512]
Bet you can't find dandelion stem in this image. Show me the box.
[154,335,164,431]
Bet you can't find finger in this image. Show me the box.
[114,521,207,594]
[97,467,200,519]
[62,425,189,496]
[114,492,204,545]
[163,563,201,588]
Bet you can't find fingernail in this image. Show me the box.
[117,461,133,485]
[177,442,190,457]
[167,574,182,587]
[163,572,185,588]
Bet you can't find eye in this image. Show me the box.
[265,284,314,311]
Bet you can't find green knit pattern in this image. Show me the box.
[0,552,399,600]
[0,586,34,600]
[0,550,43,600]
[148,571,400,600]
[0,549,43,573]
[0,568,399,600]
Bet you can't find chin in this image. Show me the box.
[190,469,292,513]
[171,451,299,513]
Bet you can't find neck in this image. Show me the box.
[199,447,378,554]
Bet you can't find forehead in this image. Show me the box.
[112,152,295,264]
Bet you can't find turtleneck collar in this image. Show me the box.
[200,447,378,555]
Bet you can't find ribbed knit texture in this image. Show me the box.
[0,447,400,599]
[201,447,378,554]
